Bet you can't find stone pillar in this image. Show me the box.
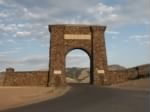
[6,68,15,72]
[48,24,108,86]
[48,25,66,87]
[91,26,108,85]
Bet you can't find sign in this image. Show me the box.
[97,70,105,74]
[53,70,62,74]
[64,34,91,40]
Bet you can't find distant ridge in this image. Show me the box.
[108,64,126,71]
[128,64,150,69]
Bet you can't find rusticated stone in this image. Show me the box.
[4,71,48,86]
[48,24,108,86]
[2,24,149,87]
[6,68,15,72]
[2,64,149,86]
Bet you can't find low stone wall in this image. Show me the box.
[133,64,150,78]
[106,70,128,85]
[1,64,150,86]
[0,73,5,86]
[4,71,49,86]
[106,64,150,85]
[106,68,138,85]
[127,68,138,79]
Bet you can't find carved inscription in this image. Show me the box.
[64,34,91,40]
[97,70,105,74]
[54,70,62,74]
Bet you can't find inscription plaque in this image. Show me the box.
[97,70,105,74]
[54,70,62,74]
[64,34,91,40]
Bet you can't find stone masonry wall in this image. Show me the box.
[1,64,149,86]
[4,71,48,86]
[106,64,150,85]
[131,64,150,78]
[106,69,137,85]
[49,25,107,86]
[0,72,5,86]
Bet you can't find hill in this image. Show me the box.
[108,65,126,70]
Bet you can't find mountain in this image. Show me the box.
[66,77,78,83]
[66,68,90,83]
[66,67,88,79]
[108,65,126,71]
[78,69,90,83]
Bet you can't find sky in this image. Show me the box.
[0,0,149,71]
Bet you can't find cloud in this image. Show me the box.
[22,8,49,20]
[0,40,2,44]
[125,0,149,23]
[87,0,149,26]
[0,49,18,56]
[21,55,48,64]
[87,3,121,25]
[0,0,4,4]
[143,20,150,25]
[0,12,8,18]
[66,49,90,67]
[0,24,17,32]
[88,3,115,14]
[0,0,148,26]
[129,35,149,40]
[7,39,16,43]
[129,34,149,46]
[106,30,120,40]
[66,56,90,68]
[40,44,49,48]
[0,0,149,71]
[17,23,33,29]
[0,54,49,71]
[106,30,120,35]
[145,41,150,45]
[0,0,149,35]
[111,36,118,39]
[15,31,31,37]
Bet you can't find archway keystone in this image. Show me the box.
[48,24,108,86]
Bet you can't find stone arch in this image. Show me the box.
[48,24,108,86]
[64,47,91,60]
[65,48,92,84]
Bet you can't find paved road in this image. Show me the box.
[2,84,149,112]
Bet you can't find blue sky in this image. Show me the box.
[0,0,149,71]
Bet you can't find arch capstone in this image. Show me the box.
[48,24,108,86]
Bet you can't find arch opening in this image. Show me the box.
[65,49,93,84]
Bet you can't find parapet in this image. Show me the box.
[6,68,15,72]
